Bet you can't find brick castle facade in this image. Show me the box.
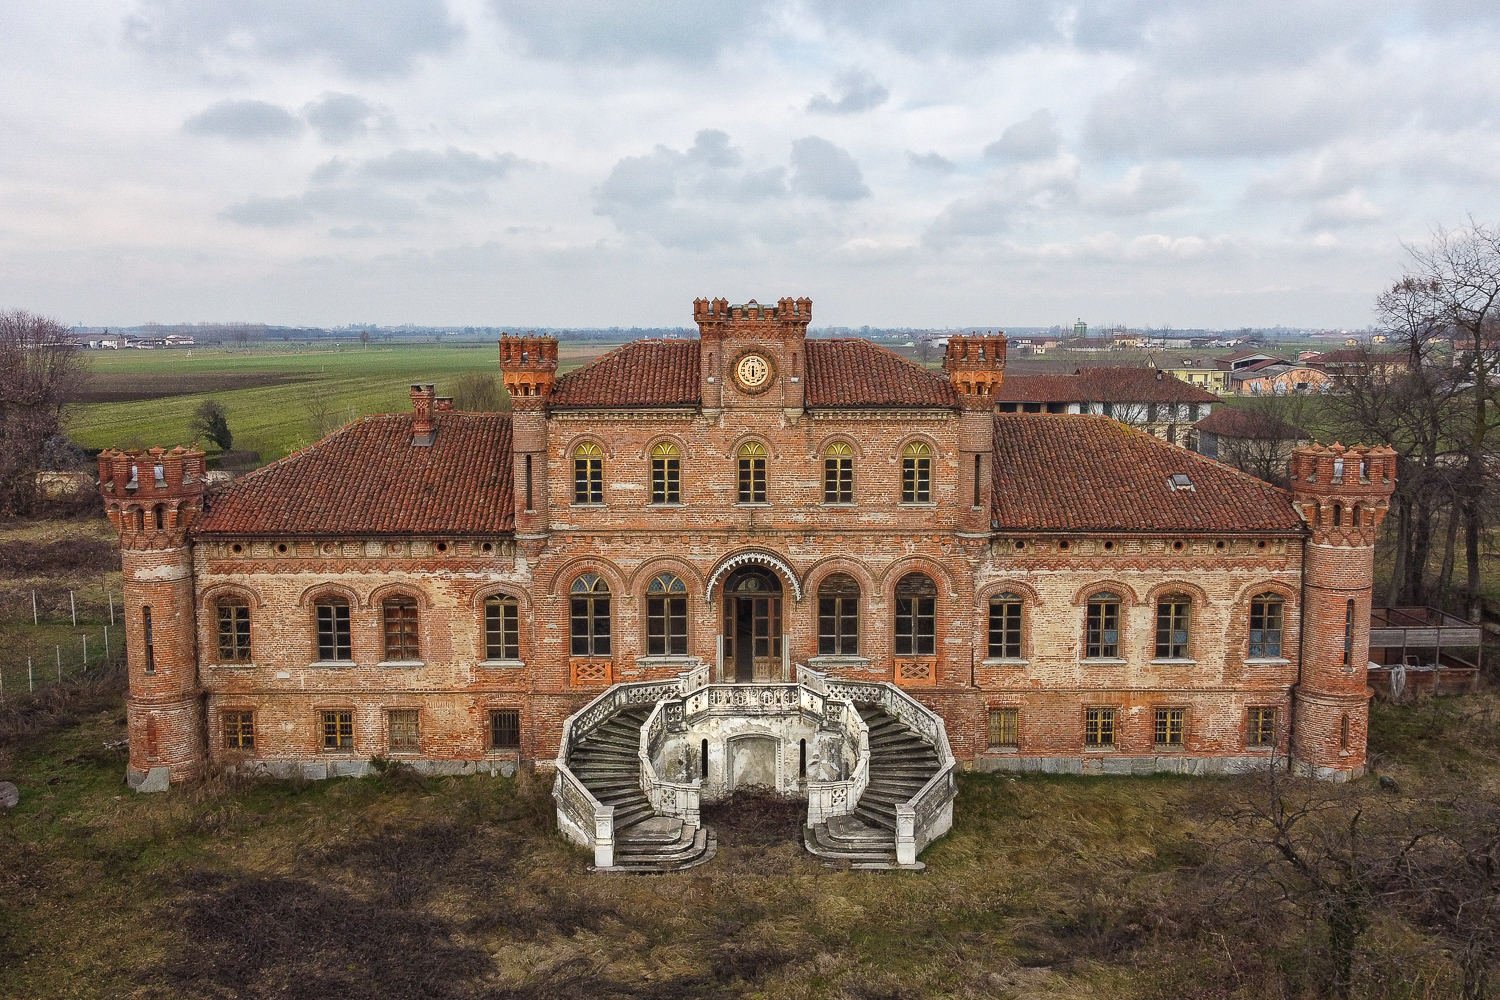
[100,297,1394,791]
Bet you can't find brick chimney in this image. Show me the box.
[410,383,436,446]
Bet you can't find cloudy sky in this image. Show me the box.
[2,1,1498,329]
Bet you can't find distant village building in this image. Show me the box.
[1193,408,1311,485]
[996,367,1220,447]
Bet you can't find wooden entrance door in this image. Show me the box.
[722,567,783,682]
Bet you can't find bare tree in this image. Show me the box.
[452,373,502,412]
[1400,223,1500,620]
[0,311,87,516]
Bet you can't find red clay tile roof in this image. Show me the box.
[990,414,1301,533]
[550,340,701,408]
[194,413,514,536]
[999,368,1220,404]
[1194,407,1308,440]
[805,340,960,408]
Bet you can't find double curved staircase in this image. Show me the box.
[553,667,955,873]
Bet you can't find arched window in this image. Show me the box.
[130,507,144,531]
[817,574,860,655]
[382,595,419,661]
[1332,503,1343,527]
[570,574,611,657]
[314,597,352,662]
[1351,504,1363,528]
[651,442,681,504]
[737,442,767,503]
[1155,595,1191,659]
[901,442,932,503]
[1248,593,1284,658]
[1086,592,1121,658]
[573,442,603,504]
[894,573,937,656]
[646,573,688,655]
[988,592,1023,659]
[142,606,155,673]
[216,597,252,662]
[824,442,854,504]
[154,505,165,530]
[484,594,519,660]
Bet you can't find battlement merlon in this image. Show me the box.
[943,333,1008,409]
[693,297,812,342]
[497,333,559,411]
[1290,442,1397,539]
[97,446,207,549]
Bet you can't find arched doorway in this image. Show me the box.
[723,566,783,682]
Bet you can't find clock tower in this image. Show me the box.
[694,297,811,421]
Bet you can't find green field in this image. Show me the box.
[66,343,615,464]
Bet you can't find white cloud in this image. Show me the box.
[1305,189,1385,230]
[488,0,779,61]
[303,93,393,144]
[907,151,957,173]
[360,148,528,184]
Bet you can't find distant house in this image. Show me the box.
[1193,407,1311,485]
[996,367,1219,447]
[1302,350,1409,381]
[1156,354,1230,394]
[1232,363,1332,396]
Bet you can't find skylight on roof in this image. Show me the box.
[1168,473,1195,491]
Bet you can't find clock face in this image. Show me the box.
[734,352,773,392]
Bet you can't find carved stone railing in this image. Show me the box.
[638,698,701,828]
[805,683,870,826]
[552,667,700,868]
[826,678,958,866]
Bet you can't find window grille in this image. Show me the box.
[1154,707,1185,746]
[988,708,1018,748]
[222,711,255,749]
[1085,707,1115,747]
[491,709,520,749]
[387,709,420,751]
[1248,707,1277,747]
[322,710,354,751]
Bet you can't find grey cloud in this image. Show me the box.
[427,188,491,207]
[807,69,889,115]
[221,195,312,227]
[183,99,303,141]
[126,0,463,79]
[790,137,870,201]
[985,109,1060,161]
[311,158,349,184]
[222,186,422,228]
[685,129,742,169]
[489,0,777,61]
[908,151,957,173]
[360,148,526,184]
[304,93,393,144]
[1081,163,1196,215]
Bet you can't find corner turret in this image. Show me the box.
[944,333,1007,534]
[1289,441,1397,780]
[98,446,207,790]
[498,334,559,545]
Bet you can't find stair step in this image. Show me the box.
[581,777,643,794]
[612,802,656,830]
[582,734,640,752]
[601,828,718,874]
[616,816,686,845]
[853,804,897,831]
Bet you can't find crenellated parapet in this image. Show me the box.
[693,297,812,342]
[1290,442,1396,546]
[98,446,207,551]
[498,334,559,411]
[942,333,1007,409]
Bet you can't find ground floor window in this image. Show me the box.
[321,710,353,752]
[387,709,420,751]
[222,711,254,749]
[987,708,1018,749]
[1085,707,1116,748]
[1248,707,1277,747]
[490,709,520,749]
[1154,707,1185,747]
